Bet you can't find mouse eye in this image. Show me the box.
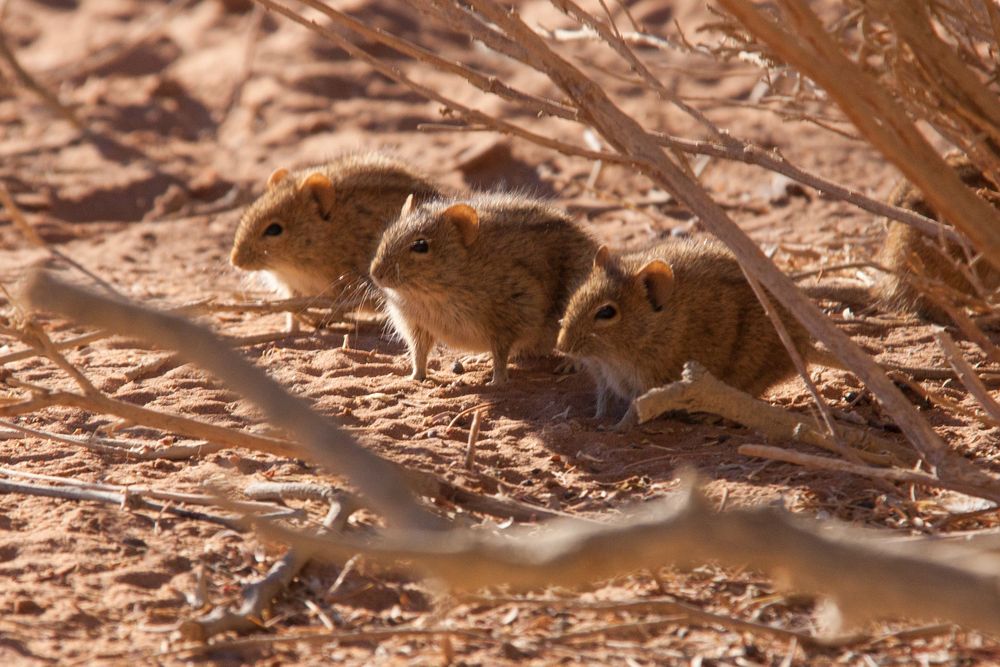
[263,223,283,237]
[595,304,618,320]
[410,238,429,253]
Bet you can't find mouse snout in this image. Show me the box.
[230,244,253,269]
[555,327,572,354]
[369,256,388,287]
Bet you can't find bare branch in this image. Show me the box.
[718,0,1000,267]
[0,478,247,530]
[248,480,1000,634]
[178,495,357,641]
[738,444,999,501]
[20,270,439,530]
[448,0,961,478]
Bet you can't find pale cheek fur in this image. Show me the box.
[592,358,644,401]
[267,262,345,297]
[384,290,493,352]
[383,298,416,346]
[237,270,294,298]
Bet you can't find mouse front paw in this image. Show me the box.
[553,357,580,375]
[487,373,508,386]
[611,404,638,432]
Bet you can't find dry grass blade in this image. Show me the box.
[0,418,228,460]
[0,466,299,516]
[464,408,483,471]
[0,384,299,458]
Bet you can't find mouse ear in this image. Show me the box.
[399,193,415,218]
[442,203,479,246]
[593,245,611,269]
[635,259,674,311]
[267,167,289,190]
[298,173,336,218]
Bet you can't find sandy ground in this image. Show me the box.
[1,0,999,664]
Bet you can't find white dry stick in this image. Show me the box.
[633,361,914,467]
[21,270,1000,637]
[465,409,483,471]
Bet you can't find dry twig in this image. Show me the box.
[717,0,1000,266]
[247,479,1000,635]
[178,495,358,641]
[738,444,998,502]
[21,270,437,530]
[0,478,248,530]
[633,361,913,467]
[464,409,483,471]
[935,330,1000,426]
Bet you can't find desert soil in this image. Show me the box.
[1,0,999,664]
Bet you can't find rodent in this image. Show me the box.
[369,192,597,384]
[874,154,1000,323]
[555,238,815,419]
[230,152,444,315]
[555,238,971,423]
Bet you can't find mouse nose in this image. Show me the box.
[369,258,385,286]
[230,246,246,268]
[555,328,570,353]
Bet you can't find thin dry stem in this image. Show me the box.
[464,409,483,471]
[0,478,246,530]
[178,495,357,641]
[935,330,1000,426]
[719,0,1000,267]
[738,443,998,502]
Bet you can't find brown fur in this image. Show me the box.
[230,152,443,311]
[875,155,1000,322]
[370,193,597,384]
[556,239,813,418]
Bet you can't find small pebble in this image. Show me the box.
[451,360,465,374]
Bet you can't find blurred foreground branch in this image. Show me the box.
[19,271,1000,637]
